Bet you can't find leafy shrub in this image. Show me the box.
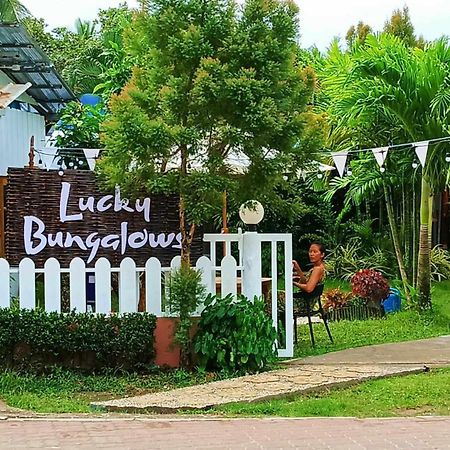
[325,239,393,280]
[0,308,157,372]
[322,288,353,311]
[167,266,206,368]
[431,245,450,281]
[351,269,390,304]
[194,294,277,373]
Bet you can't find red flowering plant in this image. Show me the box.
[322,289,353,312]
[351,269,390,307]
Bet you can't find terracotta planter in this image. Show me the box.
[153,317,199,368]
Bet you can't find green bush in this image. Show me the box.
[431,245,450,281]
[325,238,394,280]
[0,308,157,372]
[194,294,278,373]
[167,266,206,368]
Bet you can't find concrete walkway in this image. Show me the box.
[92,336,450,413]
[287,335,450,368]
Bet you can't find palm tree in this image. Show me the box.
[0,0,30,22]
[321,34,450,309]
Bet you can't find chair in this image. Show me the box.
[293,284,333,346]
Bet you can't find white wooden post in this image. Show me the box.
[145,257,162,315]
[241,232,262,300]
[70,258,86,312]
[281,238,293,358]
[221,254,237,298]
[95,258,111,314]
[271,240,278,330]
[0,258,10,307]
[44,258,61,312]
[119,258,138,313]
[19,258,35,309]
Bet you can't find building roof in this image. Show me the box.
[0,81,31,108]
[0,22,75,118]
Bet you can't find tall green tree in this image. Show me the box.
[320,34,450,308]
[98,0,315,266]
[345,21,372,48]
[383,6,422,48]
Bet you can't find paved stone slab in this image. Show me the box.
[92,364,424,413]
[1,416,450,449]
[287,335,450,367]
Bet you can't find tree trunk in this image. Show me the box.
[383,181,411,302]
[416,177,432,309]
[412,181,417,286]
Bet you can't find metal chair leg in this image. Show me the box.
[294,315,298,344]
[323,316,333,343]
[306,313,315,347]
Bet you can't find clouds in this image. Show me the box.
[21,0,450,50]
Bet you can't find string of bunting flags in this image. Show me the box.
[330,136,450,178]
[34,147,101,171]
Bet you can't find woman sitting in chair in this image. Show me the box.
[292,242,326,295]
[292,242,332,346]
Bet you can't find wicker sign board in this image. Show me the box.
[5,168,202,266]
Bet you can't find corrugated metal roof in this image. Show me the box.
[0,22,75,117]
[0,81,31,108]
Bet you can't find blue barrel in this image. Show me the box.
[382,288,401,313]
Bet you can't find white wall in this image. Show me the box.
[0,107,46,176]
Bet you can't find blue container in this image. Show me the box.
[382,288,401,313]
[79,93,102,107]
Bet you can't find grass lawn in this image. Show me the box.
[294,280,450,358]
[0,368,221,413]
[0,281,448,414]
[211,368,450,418]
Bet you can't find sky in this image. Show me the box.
[20,0,450,50]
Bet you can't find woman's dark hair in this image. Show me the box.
[310,242,326,256]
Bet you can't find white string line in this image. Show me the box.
[329,136,450,157]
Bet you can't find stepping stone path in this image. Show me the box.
[92,336,450,413]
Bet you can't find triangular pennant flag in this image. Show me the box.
[371,147,389,168]
[39,147,58,171]
[415,141,429,167]
[295,168,307,181]
[331,151,348,177]
[83,148,101,171]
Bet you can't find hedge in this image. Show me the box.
[0,308,157,371]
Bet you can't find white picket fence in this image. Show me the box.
[0,231,294,357]
[0,255,240,315]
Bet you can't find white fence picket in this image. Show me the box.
[0,259,10,307]
[196,256,214,295]
[220,254,237,298]
[95,258,111,314]
[145,257,162,315]
[19,258,35,309]
[170,255,181,271]
[70,258,86,312]
[44,258,61,312]
[195,256,213,314]
[119,258,138,313]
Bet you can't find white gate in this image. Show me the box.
[204,231,293,358]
